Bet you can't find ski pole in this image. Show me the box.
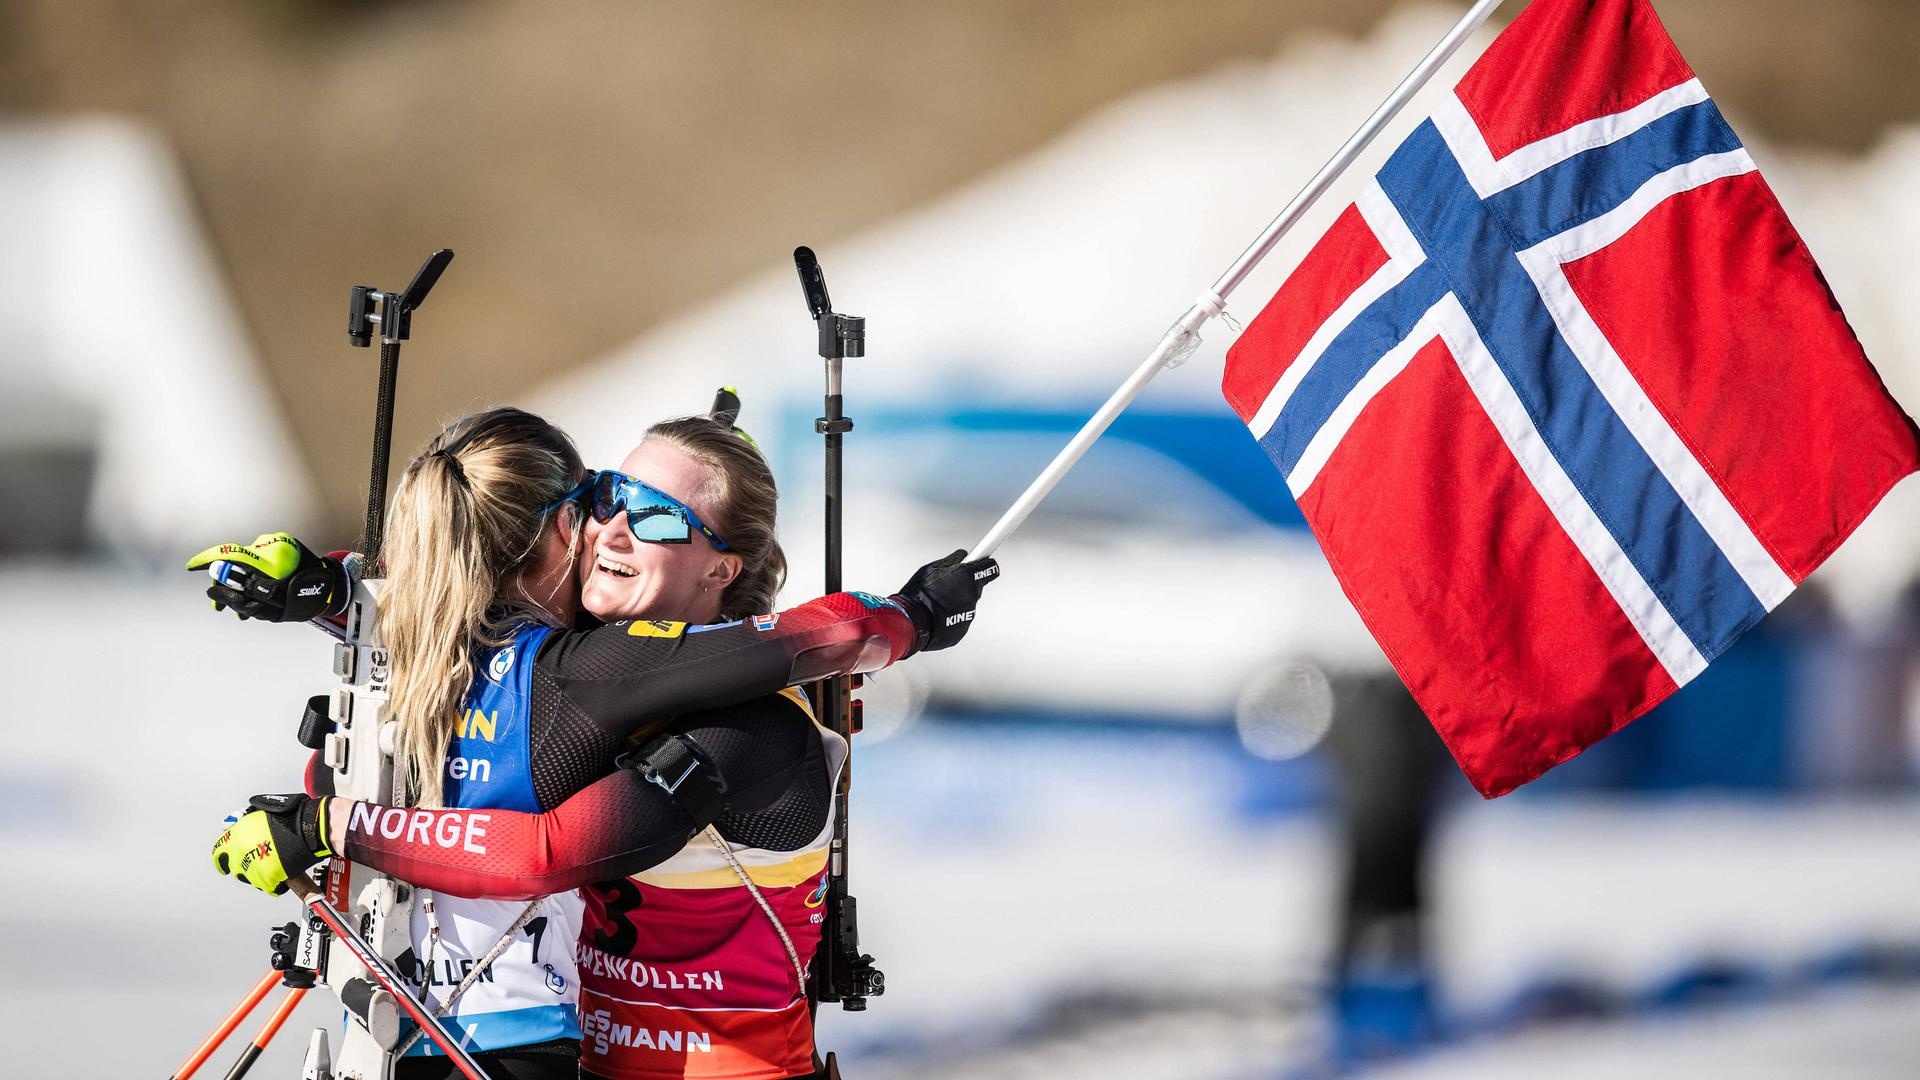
[284,874,493,1080]
[167,969,282,1080]
[219,986,308,1080]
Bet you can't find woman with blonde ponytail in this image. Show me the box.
[205,403,1000,1080]
[384,408,590,810]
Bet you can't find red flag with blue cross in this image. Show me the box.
[1222,0,1919,796]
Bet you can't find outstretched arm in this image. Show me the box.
[534,591,913,748]
[534,551,999,749]
[333,695,825,899]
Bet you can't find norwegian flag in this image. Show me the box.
[1223,0,1919,796]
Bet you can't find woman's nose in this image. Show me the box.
[593,514,634,555]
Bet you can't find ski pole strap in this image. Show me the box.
[621,733,729,828]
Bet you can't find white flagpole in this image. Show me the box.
[966,0,1507,562]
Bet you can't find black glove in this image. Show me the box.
[186,532,349,623]
[892,549,1000,653]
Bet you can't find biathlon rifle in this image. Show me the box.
[300,251,465,1079]
[304,249,459,1079]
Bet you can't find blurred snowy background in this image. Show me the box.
[5,1,1920,1076]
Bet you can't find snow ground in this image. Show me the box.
[8,564,1920,1077]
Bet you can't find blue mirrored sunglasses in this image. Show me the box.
[567,469,732,551]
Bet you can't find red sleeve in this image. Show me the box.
[309,550,361,636]
[304,750,333,798]
[339,768,693,901]
[766,591,921,680]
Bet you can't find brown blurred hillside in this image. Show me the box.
[3,0,1917,540]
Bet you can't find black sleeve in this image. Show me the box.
[522,593,910,809]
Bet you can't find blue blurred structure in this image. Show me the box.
[1527,618,1793,793]
[915,404,1310,532]
[772,393,1308,535]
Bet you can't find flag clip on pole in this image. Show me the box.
[793,246,885,1017]
[965,0,1507,562]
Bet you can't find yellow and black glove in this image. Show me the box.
[211,793,333,896]
[186,532,348,623]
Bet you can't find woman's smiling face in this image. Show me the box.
[578,439,738,625]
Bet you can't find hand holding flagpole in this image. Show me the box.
[965,0,1506,562]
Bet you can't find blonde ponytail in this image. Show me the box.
[381,408,583,807]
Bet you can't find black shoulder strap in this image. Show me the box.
[622,732,729,827]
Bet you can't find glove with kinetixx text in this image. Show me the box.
[210,793,334,896]
[187,532,349,623]
[892,548,1000,653]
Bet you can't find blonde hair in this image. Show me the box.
[382,407,584,808]
[644,415,786,620]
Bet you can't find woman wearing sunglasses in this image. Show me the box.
[203,405,995,1080]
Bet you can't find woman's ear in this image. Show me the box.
[708,554,742,592]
